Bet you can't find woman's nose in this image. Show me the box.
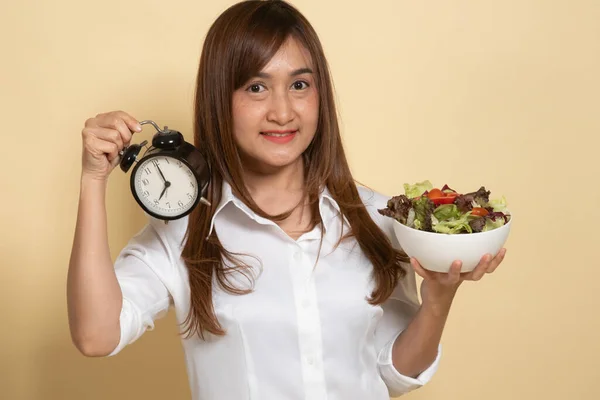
[266,92,294,125]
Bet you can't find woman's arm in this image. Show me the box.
[392,252,506,377]
[391,287,455,377]
[67,111,140,356]
[67,176,123,357]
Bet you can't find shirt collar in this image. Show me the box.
[207,180,346,238]
[207,179,236,238]
[319,185,345,223]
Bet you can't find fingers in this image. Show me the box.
[446,261,462,285]
[114,111,143,134]
[83,111,143,159]
[115,118,133,148]
[411,258,462,286]
[91,136,121,163]
[413,249,506,286]
[468,254,492,281]
[83,127,125,156]
[94,111,141,145]
[80,111,142,179]
[486,248,507,274]
[463,248,507,281]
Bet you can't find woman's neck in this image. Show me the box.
[242,158,312,236]
[238,158,314,240]
[243,158,305,197]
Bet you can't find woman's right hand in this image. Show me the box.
[80,111,143,181]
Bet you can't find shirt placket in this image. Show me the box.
[289,242,328,400]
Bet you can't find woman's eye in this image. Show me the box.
[293,81,309,90]
[247,84,265,93]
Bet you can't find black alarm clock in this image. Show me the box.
[119,120,211,221]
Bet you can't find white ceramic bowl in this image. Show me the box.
[391,214,512,273]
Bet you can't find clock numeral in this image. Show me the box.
[165,158,170,164]
[144,167,152,175]
[166,202,171,209]
[178,200,184,207]
[143,191,149,197]
[152,159,159,168]
[177,161,183,168]
[154,199,159,205]
[190,181,195,188]
[187,193,193,199]
[142,179,149,186]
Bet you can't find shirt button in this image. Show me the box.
[307,356,315,365]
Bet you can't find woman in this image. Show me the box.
[67,1,506,399]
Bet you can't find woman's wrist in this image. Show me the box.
[421,288,457,318]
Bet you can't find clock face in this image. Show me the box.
[131,154,199,219]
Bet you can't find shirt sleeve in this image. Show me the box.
[106,217,179,356]
[359,187,442,396]
[375,280,442,396]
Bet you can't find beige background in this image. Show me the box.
[1,0,598,399]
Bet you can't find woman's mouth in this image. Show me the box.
[260,130,297,144]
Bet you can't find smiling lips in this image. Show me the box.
[260,129,298,144]
[261,129,297,136]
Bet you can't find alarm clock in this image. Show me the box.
[118,120,211,221]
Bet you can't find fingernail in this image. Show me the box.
[135,124,142,132]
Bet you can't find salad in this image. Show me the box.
[378,180,511,234]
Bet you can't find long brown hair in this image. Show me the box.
[181,0,409,340]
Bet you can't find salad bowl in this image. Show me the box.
[379,181,512,273]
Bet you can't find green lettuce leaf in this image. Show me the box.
[411,196,435,232]
[483,216,507,231]
[433,214,473,234]
[433,204,462,221]
[488,196,508,213]
[404,180,433,198]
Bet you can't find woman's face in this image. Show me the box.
[232,37,319,173]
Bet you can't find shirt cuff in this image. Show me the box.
[377,331,442,397]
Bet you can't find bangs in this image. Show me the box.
[230,4,301,89]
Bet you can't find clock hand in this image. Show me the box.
[154,162,167,183]
[159,185,167,201]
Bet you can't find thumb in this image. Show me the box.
[410,257,431,280]
[110,153,122,170]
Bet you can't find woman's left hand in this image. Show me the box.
[411,248,507,312]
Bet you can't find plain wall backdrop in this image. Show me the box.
[1,0,599,399]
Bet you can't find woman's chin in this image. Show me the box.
[254,152,303,172]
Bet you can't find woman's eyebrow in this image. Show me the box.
[255,67,314,79]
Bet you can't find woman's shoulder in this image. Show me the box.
[356,184,390,213]
[142,214,190,250]
[355,184,394,229]
[355,184,406,250]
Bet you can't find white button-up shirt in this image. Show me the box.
[108,181,441,399]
